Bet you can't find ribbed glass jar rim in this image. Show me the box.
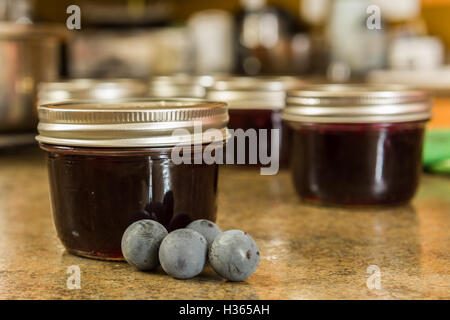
[36,98,229,148]
[206,76,304,110]
[283,84,432,123]
[38,79,148,105]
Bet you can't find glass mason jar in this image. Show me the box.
[283,85,432,206]
[206,77,303,168]
[37,99,229,260]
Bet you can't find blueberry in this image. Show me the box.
[186,219,222,249]
[209,230,260,281]
[121,219,168,271]
[159,228,207,279]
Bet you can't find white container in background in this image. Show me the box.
[300,0,330,26]
[368,67,450,90]
[326,0,386,78]
[372,0,420,21]
[389,36,444,70]
[151,27,192,75]
[188,10,234,74]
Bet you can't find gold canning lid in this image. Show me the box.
[36,98,229,148]
[283,84,432,123]
[206,76,305,110]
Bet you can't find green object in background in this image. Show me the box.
[423,129,450,174]
[427,159,450,174]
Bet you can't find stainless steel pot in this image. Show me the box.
[0,23,66,132]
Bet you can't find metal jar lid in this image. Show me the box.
[206,77,302,110]
[283,84,432,123]
[148,75,206,98]
[38,79,149,106]
[36,98,229,148]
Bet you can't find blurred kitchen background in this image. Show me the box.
[1,0,449,172]
[14,0,450,79]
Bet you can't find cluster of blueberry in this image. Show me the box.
[121,219,260,281]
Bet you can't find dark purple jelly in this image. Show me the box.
[227,109,291,168]
[206,77,302,169]
[289,122,426,206]
[41,144,219,260]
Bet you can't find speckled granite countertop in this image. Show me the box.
[0,147,448,299]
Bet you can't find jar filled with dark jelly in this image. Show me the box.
[37,99,229,260]
[206,77,303,168]
[283,85,432,206]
